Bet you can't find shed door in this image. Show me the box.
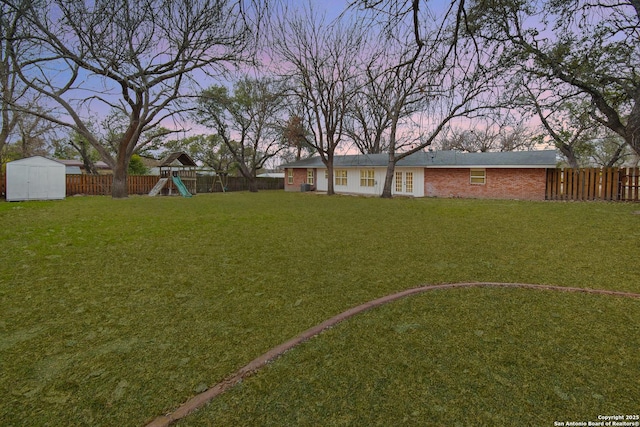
[28,166,49,199]
[10,165,30,200]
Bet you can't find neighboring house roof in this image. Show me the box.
[141,156,163,168]
[56,159,111,170]
[159,152,197,167]
[65,166,83,175]
[257,172,285,178]
[282,150,558,169]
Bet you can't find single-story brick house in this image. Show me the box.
[283,150,557,200]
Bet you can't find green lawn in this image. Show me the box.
[1,192,639,426]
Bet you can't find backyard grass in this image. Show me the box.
[0,192,639,426]
[183,287,640,426]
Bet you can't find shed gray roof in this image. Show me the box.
[10,156,66,166]
[282,150,557,169]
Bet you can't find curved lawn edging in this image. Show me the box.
[145,282,640,427]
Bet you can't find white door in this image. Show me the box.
[28,166,49,199]
[8,164,30,201]
[394,171,414,195]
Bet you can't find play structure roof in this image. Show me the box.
[159,152,197,167]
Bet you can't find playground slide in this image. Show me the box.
[171,175,192,198]
[148,178,168,197]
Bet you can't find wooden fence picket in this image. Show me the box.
[621,168,640,201]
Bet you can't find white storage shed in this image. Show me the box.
[6,156,66,201]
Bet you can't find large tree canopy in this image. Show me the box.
[467,0,640,155]
[3,0,265,197]
[195,77,286,192]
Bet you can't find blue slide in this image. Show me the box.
[171,175,192,198]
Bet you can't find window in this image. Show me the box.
[287,169,293,184]
[307,169,314,185]
[360,169,375,187]
[335,169,347,186]
[470,168,486,185]
[395,171,403,192]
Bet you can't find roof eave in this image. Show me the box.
[426,164,555,169]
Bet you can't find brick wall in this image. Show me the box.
[424,168,547,200]
[284,168,311,192]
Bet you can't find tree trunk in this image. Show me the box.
[83,158,99,176]
[79,146,99,175]
[381,118,399,198]
[236,162,258,192]
[111,164,129,199]
[606,144,626,168]
[626,102,640,157]
[381,157,396,198]
[558,144,579,168]
[325,151,335,195]
[248,176,258,192]
[111,159,128,199]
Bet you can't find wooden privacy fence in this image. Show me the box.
[66,175,158,196]
[546,167,640,201]
[196,175,284,193]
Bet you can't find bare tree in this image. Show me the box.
[12,111,54,158]
[344,60,395,155]
[100,109,173,160]
[4,0,265,198]
[272,4,367,195]
[281,115,314,162]
[0,2,30,164]
[438,122,539,153]
[351,1,500,198]
[374,46,439,198]
[195,77,286,192]
[344,40,429,156]
[377,62,498,198]
[585,134,632,168]
[513,80,603,168]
